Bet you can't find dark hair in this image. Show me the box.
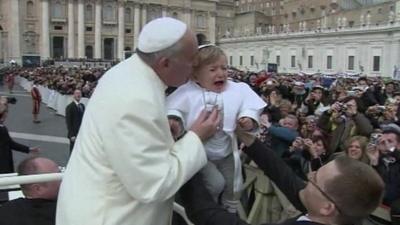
[311,135,328,154]
[263,88,281,98]
[325,156,384,224]
[382,129,400,143]
[341,96,358,104]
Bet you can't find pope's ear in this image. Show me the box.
[157,57,170,69]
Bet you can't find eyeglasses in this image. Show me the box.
[307,171,344,215]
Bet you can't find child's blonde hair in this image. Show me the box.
[192,45,226,75]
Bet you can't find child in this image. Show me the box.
[166,44,266,212]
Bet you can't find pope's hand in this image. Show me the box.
[190,108,221,142]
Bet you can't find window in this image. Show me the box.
[196,15,207,28]
[229,56,233,65]
[85,4,93,21]
[86,26,92,32]
[239,56,243,66]
[125,8,132,23]
[85,46,93,59]
[103,4,115,21]
[327,56,332,69]
[276,55,280,66]
[125,29,131,34]
[373,56,380,71]
[308,55,313,68]
[54,26,63,30]
[27,1,34,18]
[349,21,354,27]
[250,56,254,66]
[52,0,65,18]
[291,55,296,68]
[348,56,354,70]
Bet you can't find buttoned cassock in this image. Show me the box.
[56,55,207,225]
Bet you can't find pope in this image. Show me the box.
[56,17,221,225]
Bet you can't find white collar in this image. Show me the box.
[73,100,80,105]
[297,215,311,222]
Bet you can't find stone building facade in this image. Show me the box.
[0,0,234,63]
[221,0,400,76]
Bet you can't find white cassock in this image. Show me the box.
[56,55,207,225]
[166,80,266,193]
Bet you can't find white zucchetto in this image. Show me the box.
[138,17,187,53]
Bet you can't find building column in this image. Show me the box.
[67,0,75,58]
[184,8,191,26]
[141,4,147,28]
[133,4,140,49]
[77,0,85,58]
[94,0,102,59]
[117,1,125,60]
[208,12,216,44]
[396,1,400,25]
[162,6,167,17]
[41,0,50,60]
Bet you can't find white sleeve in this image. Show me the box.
[102,96,207,203]
[238,83,267,123]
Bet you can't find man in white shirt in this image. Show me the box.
[56,17,220,225]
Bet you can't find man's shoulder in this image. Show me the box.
[0,198,27,211]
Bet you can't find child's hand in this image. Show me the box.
[238,117,255,131]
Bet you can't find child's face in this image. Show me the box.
[194,56,228,93]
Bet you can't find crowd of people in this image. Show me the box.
[3,66,105,97]
[0,17,398,225]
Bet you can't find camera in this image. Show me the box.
[6,97,17,104]
[337,103,348,112]
[370,133,381,145]
[376,106,386,112]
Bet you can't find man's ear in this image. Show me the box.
[158,57,169,69]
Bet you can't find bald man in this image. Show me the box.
[56,17,220,225]
[0,157,61,225]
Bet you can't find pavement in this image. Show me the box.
[1,84,70,168]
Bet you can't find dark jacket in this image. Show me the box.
[373,151,400,206]
[0,198,56,225]
[0,125,29,173]
[180,139,325,225]
[65,102,85,139]
[318,111,373,153]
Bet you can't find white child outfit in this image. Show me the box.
[166,79,266,211]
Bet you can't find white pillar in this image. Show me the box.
[118,2,125,60]
[208,12,216,44]
[133,4,140,49]
[184,8,191,26]
[396,1,400,24]
[67,0,75,58]
[94,0,102,59]
[41,0,50,60]
[141,4,147,27]
[162,6,167,17]
[77,0,85,58]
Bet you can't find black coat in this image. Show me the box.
[180,139,322,225]
[0,125,29,173]
[0,198,56,225]
[65,102,85,139]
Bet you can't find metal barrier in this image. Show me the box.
[0,173,194,225]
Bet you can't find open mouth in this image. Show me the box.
[214,80,225,88]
